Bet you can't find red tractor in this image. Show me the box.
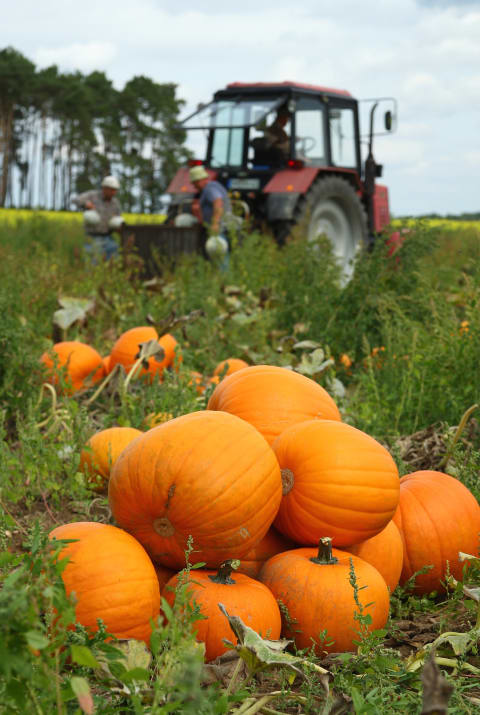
[166,81,397,281]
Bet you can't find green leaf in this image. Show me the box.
[25,630,49,650]
[70,644,101,669]
[114,639,152,672]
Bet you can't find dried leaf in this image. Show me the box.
[420,650,454,714]
[70,676,94,715]
[114,639,152,671]
[218,603,328,681]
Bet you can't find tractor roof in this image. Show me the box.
[222,81,353,99]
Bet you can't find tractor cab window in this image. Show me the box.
[329,107,356,168]
[294,97,325,164]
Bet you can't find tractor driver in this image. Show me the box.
[263,107,291,159]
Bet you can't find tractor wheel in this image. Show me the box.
[294,176,368,284]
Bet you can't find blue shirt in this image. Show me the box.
[199,181,231,230]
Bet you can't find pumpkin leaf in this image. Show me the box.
[114,639,152,672]
[70,676,94,715]
[134,340,165,365]
[431,631,478,657]
[294,350,333,377]
[218,603,328,680]
[292,340,322,350]
[53,297,95,330]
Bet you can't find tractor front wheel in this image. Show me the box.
[295,176,368,284]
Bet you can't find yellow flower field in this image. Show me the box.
[0,208,166,226]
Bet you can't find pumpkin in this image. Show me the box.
[49,522,160,643]
[41,341,105,393]
[109,327,179,379]
[272,419,400,547]
[163,560,281,661]
[207,365,341,446]
[109,410,282,569]
[154,564,176,591]
[393,470,480,595]
[102,354,111,373]
[79,426,143,491]
[189,372,220,395]
[213,358,249,377]
[237,527,297,579]
[340,520,403,592]
[259,537,390,654]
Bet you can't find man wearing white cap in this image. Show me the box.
[71,176,123,260]
[189,166,232,269]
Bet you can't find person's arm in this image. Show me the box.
[210,197,224,235]
[72,190,95,210]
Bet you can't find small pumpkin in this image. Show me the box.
[237,527,297,579]
[109,410,282,569]
[41,341,105,393]
[163,559,281,661]
[207,365,341,446]
[109,327,179,380]
[79,426,143,491]
[259,537,390,654]
[154,563,176,591]
[213,358,249,377]
[340,520,403,592]
[49,522,160,643]
[393,470,480,595]
[273,419,400,547]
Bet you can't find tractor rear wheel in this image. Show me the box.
[294,176,368,284]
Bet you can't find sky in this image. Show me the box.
[5,0,480,217]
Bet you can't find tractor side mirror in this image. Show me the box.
[384,111,393,131]
[375,163,383,178]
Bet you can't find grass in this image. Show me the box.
[0,214,479,712]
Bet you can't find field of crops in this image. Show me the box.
[0,212,480,714]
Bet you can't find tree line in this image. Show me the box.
[0,46,191,213]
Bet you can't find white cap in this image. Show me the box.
[101,175,120,189]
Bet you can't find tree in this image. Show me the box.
[0,47,36,206]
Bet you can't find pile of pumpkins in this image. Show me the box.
[43,328,480,662]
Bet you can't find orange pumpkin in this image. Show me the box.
[154,563,176,591]
[393,470,480,595]
[237,528,297,579]
[259,538,390,654]
[207,365,341,446]
[49,522,160,643]
[102,355,111,373]
[163,560,281,661]
[340,520,404,592]
[272,420,400,547]
[108,410,282,569]
[41,341,105,393]
[79,427,143,491]
[109,327,179,380]
[213,358,249,377]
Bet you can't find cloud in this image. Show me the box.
[34,42,116,72]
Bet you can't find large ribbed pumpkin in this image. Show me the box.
[109,327,178,379]
[207,365,341,446]
[163,560,281,661]
[79,426,143,491]
[49,522,160,643]
[273,420,400,547]
[259,538,389,654]
[237,527,297,578]
[109,410,282,569]
[340,520,404,592]
[41,341,105,393]
[393,470,480,595]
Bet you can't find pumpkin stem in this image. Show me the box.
[310,537,338,565]
[208,559,241,585]
[281,468,294,496]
